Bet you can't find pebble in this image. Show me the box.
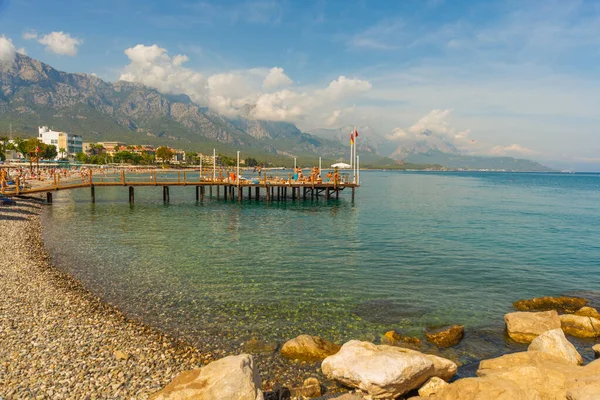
[0,198,203,399]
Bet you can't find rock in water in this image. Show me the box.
[527,328,583,365]
[381,331,422,349]
[418,377,448,397]
[149,354,263,400]
[593,344,600,359]
[574,306,600,319]
[321,340,457,400]
[504,310,561,343]
[244,339,278,354]
[425,325,464,348]
[560,314,600,338]
[513,296,588,313]
[290,377,322,399]
[280,335,340,362]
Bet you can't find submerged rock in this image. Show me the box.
[321,340,457,400]
[513,296,588,313]
[352,299,428,324]
[504,310,561,343]
[280,335,340,362]
[150,354,263,400]
[560,314,600,338]
[527,328,583,365]
[381,330,422,348]
[289,377,321,399]
[244,339,278,354]
[425,325,464,348]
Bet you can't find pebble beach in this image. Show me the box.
[0,197,204,399]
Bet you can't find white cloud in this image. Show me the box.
[387,109,470,142]
[16,47,27,55]
[323,76,372,99]
[120,44,207,103]
[22,31,37,40]
[325,110,342,126]
[120,44,372,125]
[24,31,82,56]
[262,67,293,90]
[488,144,538,157]
[0,35,16,63]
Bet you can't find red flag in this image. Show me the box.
[354,128,358,137]
[350,133,355,145]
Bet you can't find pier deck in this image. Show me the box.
[1,169,359,203]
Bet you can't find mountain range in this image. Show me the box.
[0,53,552,171]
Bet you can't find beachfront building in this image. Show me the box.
[198,153,220,165]
[4,140,24,161]
[38,126,83,158]
[171,149,186,164]
[98,141,126,156]
[132,145,156,156]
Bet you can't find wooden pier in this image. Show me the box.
[1,169,359,204]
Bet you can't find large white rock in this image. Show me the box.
[528,328,583,365]
[321,340,457,400]
[150,354,263,400]
[504,310,561,343]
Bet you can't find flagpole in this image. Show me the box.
[353,126,357,184]
[213,148,216,183]
[357,155,360,185]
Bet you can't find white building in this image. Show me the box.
[38,126,83,158]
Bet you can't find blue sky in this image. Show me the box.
[1,0,599,168]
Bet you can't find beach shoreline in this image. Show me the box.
[0,196,204,399]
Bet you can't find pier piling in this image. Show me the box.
[163,186,169,202]
[91,186,95,203]
[129,186,134,204]
[46,192,52,204]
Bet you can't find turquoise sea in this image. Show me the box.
[41,171,600,372]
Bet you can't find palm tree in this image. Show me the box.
[59,147,66,159]
[0,135,8,160]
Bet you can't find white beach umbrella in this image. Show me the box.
[331,162,351,169]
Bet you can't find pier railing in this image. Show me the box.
[1,168,359,202]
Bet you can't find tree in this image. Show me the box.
[156,146,174,164]
[245,157,259,167]
[185,151,197,165]
[75,152,89,163]
[0,135,8,161]
[59,147,66,159]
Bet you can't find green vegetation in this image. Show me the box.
[155,146,174,165]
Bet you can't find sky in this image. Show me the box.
[0,0,599,168]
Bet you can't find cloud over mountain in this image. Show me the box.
[0,35,16,63]
[388,109,470,145]
[23,31,82,56]
[119,44,372,125]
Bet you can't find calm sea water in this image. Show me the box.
[41,171,600,365]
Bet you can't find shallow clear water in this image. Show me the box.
[41,171,600,365]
